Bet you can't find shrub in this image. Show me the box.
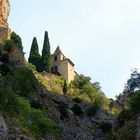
[86,104,99,117]
[99,122,112,133]
[83,83,97,98]
[58,103,69,120]
[19,103,60,139]
[71,74,91,89]
[129,91,140,115]
[72,97,82,103]
[117,109,132,127]
[0,67,61,139]
[115,121,136,140]
[30,100,42,109]
[0,52,9,63]
[0,88,60,139]
[4,39,13,52]
[63,80,68,95]
[11,32,23,50]
[4,68,39,97]
[0,64,10,76]
[0,86,26,116]
[71,104,83,116]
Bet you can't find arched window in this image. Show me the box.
[54,65,58,73]
[54,56,57,61]
[51,65,58,74]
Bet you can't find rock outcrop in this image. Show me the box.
[0,115,8,140]
[0,0,10,43]
[30,84,117,140]
[0,0,10,28]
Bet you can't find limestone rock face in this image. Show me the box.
[0,0,10,28]
[0,0,10,43]
[0,115,8,140]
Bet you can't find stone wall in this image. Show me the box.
[58,60,75,83]
[67,62,75,83]
[9,46,25,65]
[58,60,69,82]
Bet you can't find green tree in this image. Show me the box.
[129,90,140,115]
[28,37,41,71]
[63,80,68,95]
[11,32,23,50]
[4,39,13,52]
[41,31,51,72]
[71,74,91,89]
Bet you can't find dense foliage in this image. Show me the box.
[124,69,140,93]
[0,67,60,139]
[4,39,13,52]
[129,90,140,116]
[28,31,51,73]
[113,91,139,139]
[70,74,117,113]
[11,32,23,50]
[28,37,41,71]
[63,80,68,95]
[41,31,51,72]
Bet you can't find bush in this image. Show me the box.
[4,39,13,52]
[11,32,23,50]
[83,83,97,98]
[117,109,132,127]
[71,74,91,89]
[58,103,69,120]
[99,122,112,133]
[30,100,42,109]
[71,104,83,116]
[0,67,61,139]
[0,64,10,76]
[0,88,20,115]
[86,104,99,117]
[72,97,82,103]
[114,121,136,140]
[0,87,60,139]
[129,91,140,115]
[4,68,39,97]
[0,52,9,63]
[63,80,68,95]
[19,100,60,139]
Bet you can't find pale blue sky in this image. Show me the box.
[9,0,140,98]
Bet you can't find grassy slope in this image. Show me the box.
[35,69,120,115]
[0,64,61,139]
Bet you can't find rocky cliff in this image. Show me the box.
[0,0,10,28]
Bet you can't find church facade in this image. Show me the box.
[51,46,76,83]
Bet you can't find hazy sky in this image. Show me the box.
[9,0,140,98]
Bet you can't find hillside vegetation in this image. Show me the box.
[0,32,140,140]
[0,65,61,139]
[0,36,119,139]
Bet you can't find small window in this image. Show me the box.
[54,66,58,73]
[54,56,57,61]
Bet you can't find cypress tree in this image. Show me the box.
[28,37,41,71]
[41,31,51,72]
[11,32,23,50]
[63,80,68,95]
